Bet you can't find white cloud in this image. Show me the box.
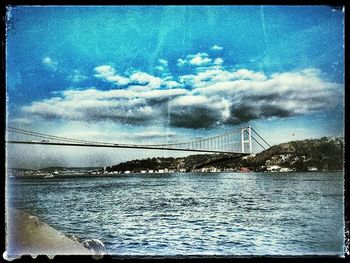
[68,69,88,83]
[43,57,53,64]
[177,53,213,67]
[159,59,168,66]
[156,59,169,71]
[21,66,342,129]
[42,56,58,71]
[176,52,226,70]
[177,58,187,67]
[231,69,267,81]
[94,65,114,75]
[142,89,187,99]
[211,45,223,50]
[191,68,341,119]
[180,69,222,87]
[180,68,267,89]
[163,80,182,89]
[213,58,224,65]
[170,95,209,106]
[94,65,130,86]
[129,72,163,89]
[189,53,212,66]
[94,65,164,89]
[21,83,188,125]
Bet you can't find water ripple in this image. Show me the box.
[7,172,344,256]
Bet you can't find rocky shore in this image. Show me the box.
[6,208,92,259]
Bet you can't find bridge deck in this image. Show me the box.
[6,140,249,155]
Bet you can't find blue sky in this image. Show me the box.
[6,6,344,168]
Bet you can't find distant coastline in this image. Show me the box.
[8,136,343,178]
[98,136,344,174]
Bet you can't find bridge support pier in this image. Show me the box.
[248,126,252,154]
[241,126,252,154]
[241,128,244,153]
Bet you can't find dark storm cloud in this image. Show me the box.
[225,104,260,125]
[259,105,292,118]
[169,105,221,129]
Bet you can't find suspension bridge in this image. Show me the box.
[5,126,270,155]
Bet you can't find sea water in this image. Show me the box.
[7,172,344,256]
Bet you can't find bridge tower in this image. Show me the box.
[241,126,252,153]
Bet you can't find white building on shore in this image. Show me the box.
[267,165,281,172]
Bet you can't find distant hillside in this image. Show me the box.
[249,137,344,171]
[106,136,343,173]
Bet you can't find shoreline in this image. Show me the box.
[6,208,92,259]
[7,170,344,179]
